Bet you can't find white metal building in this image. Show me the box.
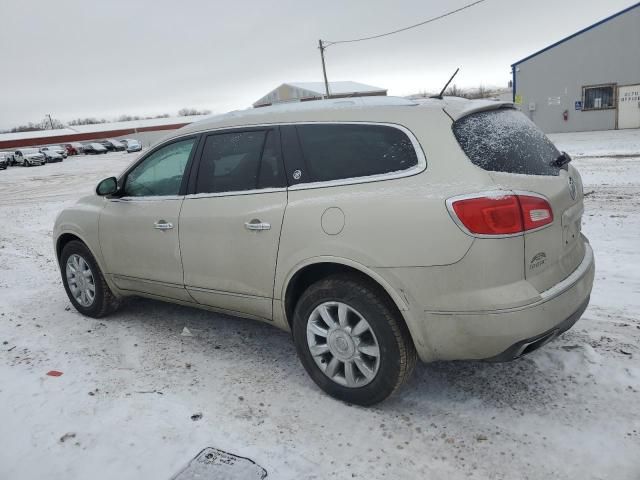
[512,2,640,133]
[253,81,387,108]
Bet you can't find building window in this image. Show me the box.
[582,84,616,110]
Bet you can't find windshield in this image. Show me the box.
[452,108,561,176]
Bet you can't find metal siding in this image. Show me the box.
[514,6,640,133]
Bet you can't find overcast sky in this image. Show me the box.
[0,0,635,129]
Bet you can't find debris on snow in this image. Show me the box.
[59,432,76,443]
[171,447,267,480]
[181,327,193,337]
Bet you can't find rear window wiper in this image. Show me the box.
[551,151,572,169]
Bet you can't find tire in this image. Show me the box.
[292,274,417,406]
[60,240,120,318]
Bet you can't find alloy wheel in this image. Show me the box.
[65,254,96,307]
[306,301,381,388]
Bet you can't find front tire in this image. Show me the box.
[292,274,417,406]
[60,240,119,318]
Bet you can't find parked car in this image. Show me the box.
[39,147,64,163]
[63,143,83,155]
[14,148,45,166]
[0,153,8,169]
[53,96,594,406]
[82,143,108,154]
[123,139,142,153]
[41,145,68,158]
[99,139,126,152]
[0,151,14,166]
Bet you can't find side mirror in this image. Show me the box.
[96,177,118,196]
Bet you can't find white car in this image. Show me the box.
[53,96,594,405]
[39,147,64,163]
[41,145,67,158]
[14,148,45,167]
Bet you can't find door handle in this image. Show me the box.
[154,220,174,230]
[245,219,271,231]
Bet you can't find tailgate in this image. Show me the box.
[491,166,585,292]
[452,107,586,293]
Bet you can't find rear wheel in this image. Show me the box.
[60,240,119,318]
[292,274,417,406]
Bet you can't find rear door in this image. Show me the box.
[179,127,287,320]
[452,108,585,292]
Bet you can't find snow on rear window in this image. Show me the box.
[453,109,561,176]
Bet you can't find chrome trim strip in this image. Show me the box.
[185,187,286,199]
[186,285,270,300]
[445,190,554,238]
[108,195,183,202]
[112,274,185,289]
[540,242,593,300]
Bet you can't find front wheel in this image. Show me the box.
[60,240,119,318]
[292,274,417,406]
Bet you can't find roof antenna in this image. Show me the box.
[431,67,460,99]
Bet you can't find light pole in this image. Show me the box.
[318,40,331,99]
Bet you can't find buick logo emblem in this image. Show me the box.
[568,177,577,200]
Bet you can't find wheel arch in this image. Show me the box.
[281,257,410,331]
[55,231,103,270]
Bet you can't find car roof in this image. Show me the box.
[172,95,514,138]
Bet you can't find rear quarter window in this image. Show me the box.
[452,108,561,176]
[295,123,419,182]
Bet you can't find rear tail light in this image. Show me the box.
[448,193,553,236]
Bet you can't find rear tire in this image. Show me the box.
[292,274,417,406]
[60,240,120,318]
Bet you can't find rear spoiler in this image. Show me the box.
[442,98,516,122]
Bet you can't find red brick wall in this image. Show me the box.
[0,123,190,150]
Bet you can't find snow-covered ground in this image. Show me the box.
[1,130,639,480]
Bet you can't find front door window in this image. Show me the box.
[124,138,196,197]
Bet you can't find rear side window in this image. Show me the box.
[295,124,419,182]
[196,130,285,194]
[453,109,561,176]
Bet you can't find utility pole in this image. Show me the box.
[46,114,54,129]
[318,39,330,99]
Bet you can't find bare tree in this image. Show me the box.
[68,117,106,126]
[178,108,211,117]
[445,84,466,98]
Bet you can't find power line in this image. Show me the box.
[323,0,488,47]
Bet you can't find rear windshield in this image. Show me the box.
[452,108,561,176]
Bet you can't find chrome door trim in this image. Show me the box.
[184,187,286,200]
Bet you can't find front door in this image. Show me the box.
[179,128,287,320]
[618,84,640,129]
[99,136,199,301]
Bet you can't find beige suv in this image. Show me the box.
[53,96,595,405]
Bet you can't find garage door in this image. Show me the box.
[618,84,640,129]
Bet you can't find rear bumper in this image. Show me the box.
[416,242,595,361]
[485,295,589,362]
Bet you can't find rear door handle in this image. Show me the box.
[154,220,174,230]
[245,219,271,231]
